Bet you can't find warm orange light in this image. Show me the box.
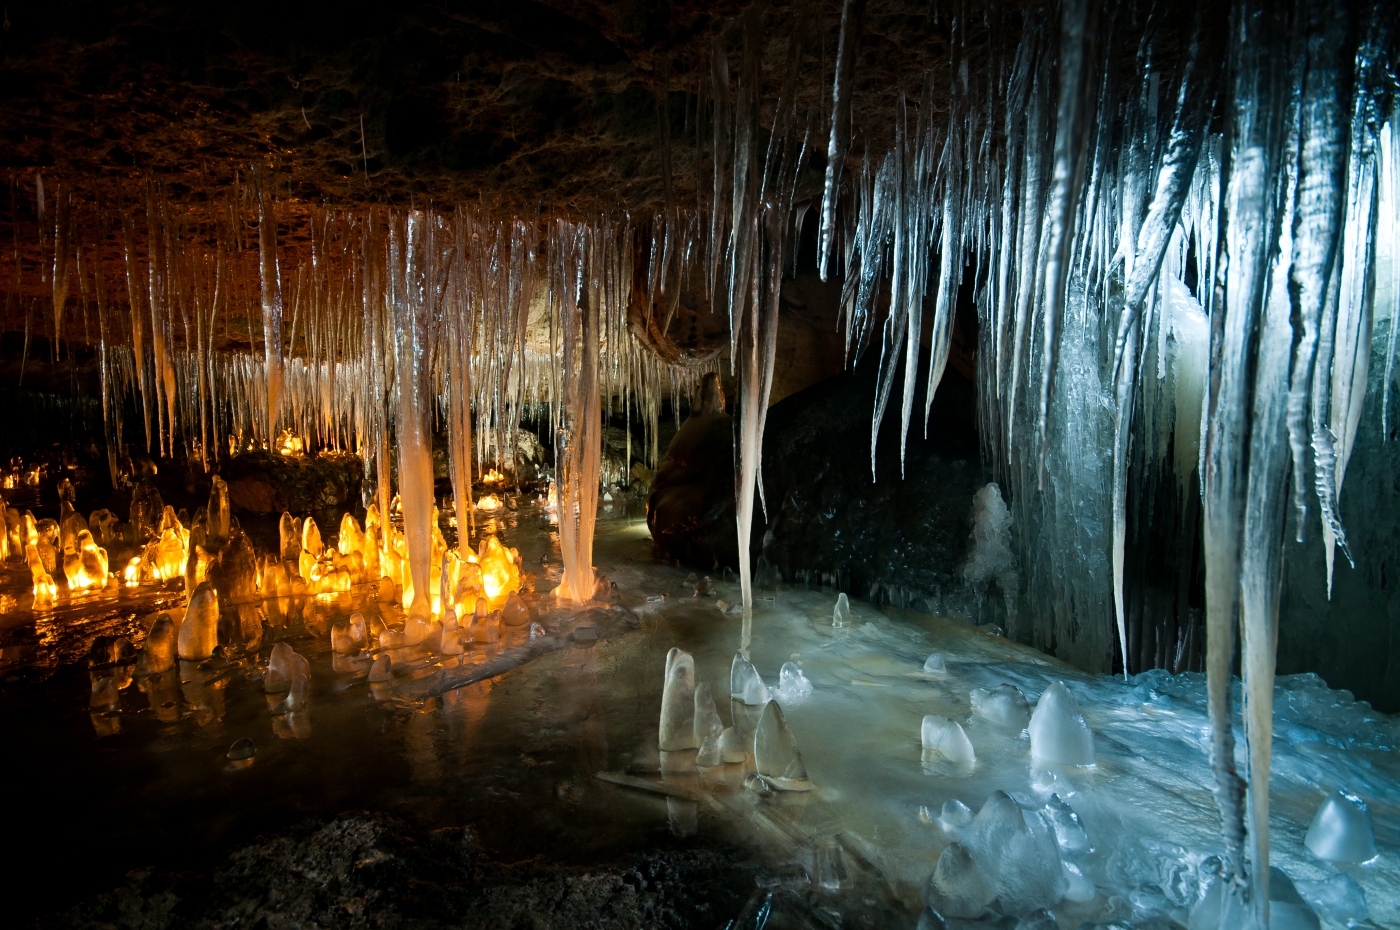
[276,429,304,456]
[27,543,57,608]
[63,530,109,592]
[476,535,520,600]
[476,494,503,512]
[482,469,505,484]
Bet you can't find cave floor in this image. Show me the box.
[0,502,1397,928]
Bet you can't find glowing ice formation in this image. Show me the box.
[177,582,218,660]
[1028,681,1095,766]
[136,615,176,675]
[1304,790,1377,863]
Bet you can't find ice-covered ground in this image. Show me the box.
[1,503,1395,928]
[595,514,1400,928]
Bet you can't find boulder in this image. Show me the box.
[647,351,985,609]
[223,452,364,515]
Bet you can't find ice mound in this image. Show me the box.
[331,616,368,654]
[936,799,974,840]
[265,643,310,693]
[716,726,748,763]
[923,652,948,675]
[970,683,1030,730]
[1304,790,1376,863]
[226,737,255,767]
[693,682,723,747]
[1028,681,1095,766]
[1041,794,1091,855]
[501,592,532,626]
[753,701,813,791]
[772,661,813,704]
[960,790,1066,916]
[833,592,851,627]
[730,653,770,705]
[659,648,699,751]
[1294,872,1368,926]
[921,715,975,776]
[136,614,176,675]
[177,582,219,660]
[924,841,995,918]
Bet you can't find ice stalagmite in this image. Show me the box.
[659,647,699,751]
[178,582,218,660]
[752,701,812,791]
[1304,790,1377,864]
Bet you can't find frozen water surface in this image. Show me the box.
[0,503,1397,927]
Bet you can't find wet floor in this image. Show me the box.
[1,500,1397,928]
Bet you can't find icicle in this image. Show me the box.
[818,0,866,281]
[257,183,285,441]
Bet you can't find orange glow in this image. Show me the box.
[27,543,57,608]
[276,429,304,456]
[481,469,505,484]
[63,530,109,592]
[476,494,503,512]
[476,535,520,600]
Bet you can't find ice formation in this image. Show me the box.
[772,661,813,705]
[1028,681,1096,766]
[136,615,176,675]
[922,653,947,675]
[1303,790,1377,863]
[833,592,851,628]
[970,683,1030,731]
[177,582,218,660]
[658,648,699,751]
[264,643,310,694]
[752,701,813,792]
[729,653,770,706]
[920,715,975,776]
[961,483,1017,617]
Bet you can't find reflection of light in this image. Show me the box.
[276,430,304,456]
[482,469,505,484]
[476,494,502,512]
[124,557,142,586]
[1,474,16,489]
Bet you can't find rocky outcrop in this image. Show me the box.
[222,452,363,515]
[648,354,986,609]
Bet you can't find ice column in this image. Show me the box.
[389,212,441,617]
[553,221,601,603]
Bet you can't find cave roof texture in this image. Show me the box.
[0,0,994,212]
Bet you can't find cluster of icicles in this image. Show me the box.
[5,0,1400,920]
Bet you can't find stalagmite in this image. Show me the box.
[752,701,812,792]
[659,648,699,751]
[177,583,218,660]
